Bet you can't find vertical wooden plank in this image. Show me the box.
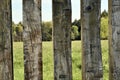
[109,0,120,80]
[52,0,72,80]
[81,0,103,80]
[0,0,13,80]
[23,0,42,80]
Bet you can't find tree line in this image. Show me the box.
[12,10,108,42]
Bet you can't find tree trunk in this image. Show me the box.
[81,0,103,80]
[23,0,42,80]
[0,0,13,80]
[52,0,72,80]
[109,0,120,80]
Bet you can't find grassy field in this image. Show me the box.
[13,40,109,80]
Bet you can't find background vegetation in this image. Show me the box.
[13,10,109,79]
[12,10,108,41]
[13,40,109,80]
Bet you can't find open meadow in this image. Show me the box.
[13,40,109,80]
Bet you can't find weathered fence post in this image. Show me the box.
[23,0,42,80]
[81,0,103,80]
[52,0,72,80]
[109,0,120,80]
[0,0,13,80]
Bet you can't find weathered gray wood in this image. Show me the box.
[23,0,42,80]
[81,0,103,80]
[52,0,72,80]
[0,0,13,80]
[109,0,120,80]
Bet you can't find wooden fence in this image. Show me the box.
[0,0,120,80]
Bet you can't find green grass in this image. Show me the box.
[13,42,24,80]
[13,40,109,80]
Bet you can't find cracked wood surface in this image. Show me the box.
[23,0,42,80]
[0,0,13,80]
[52,0,72,80]
[109,0,120,80]
[81,0,103,80]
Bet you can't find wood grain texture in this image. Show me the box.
[52,0,72,80]
[109,0,120,80]
[81,0,103,80]
[0,0,13,80]
[23,0,42,80]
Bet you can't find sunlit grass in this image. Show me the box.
[13,40,109,80]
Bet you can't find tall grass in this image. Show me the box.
[13,40,108,80]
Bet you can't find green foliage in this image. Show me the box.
[101,17,108,40]
[101,10,108,18]
[12,10,109,41]
[71,25,79,40]
[12,21,53,41]
[12,22,23,42]
[12,22,16,32]
[72,19,81,40]
[72,19,81,32]
[42,21,52,41]
[16,22,23,33]
[14,40,109,80]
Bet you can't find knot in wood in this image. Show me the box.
[85,6,93,12]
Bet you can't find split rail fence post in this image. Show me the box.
[52,0,72,80]
[0,0,13,80]
[81,0,103,80]
[23,0,43,80]
[109,0,120,80]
